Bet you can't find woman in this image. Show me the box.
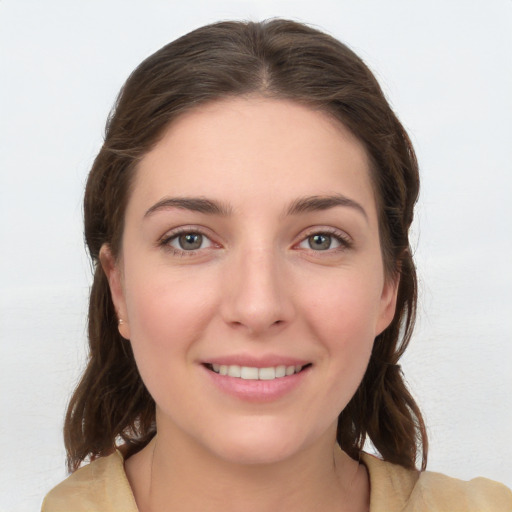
[42,19,511,511]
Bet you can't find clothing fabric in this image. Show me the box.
[42,450,512,511]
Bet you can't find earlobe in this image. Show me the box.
[99,244,131,340]
[376,274,400,335]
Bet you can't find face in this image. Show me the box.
[102,97,398,465]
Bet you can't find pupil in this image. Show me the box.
[179,233,202,250]
[309,234,331,250]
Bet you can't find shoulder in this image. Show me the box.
[413,470,512,511]
[41,451,138,512]
[361,453,512,512]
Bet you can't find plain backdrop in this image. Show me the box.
[1,1,511,510]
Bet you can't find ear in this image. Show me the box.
[99,244,131,340]
[375,273,400,336]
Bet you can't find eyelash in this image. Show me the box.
[296,227,353,253]
[158,227,215,257]
[158,226,353,257]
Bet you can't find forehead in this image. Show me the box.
[129,97,376,219]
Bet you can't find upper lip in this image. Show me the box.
[202,355,311,368]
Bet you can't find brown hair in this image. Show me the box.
[65,18,427,473]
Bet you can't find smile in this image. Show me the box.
[206,363,309,380]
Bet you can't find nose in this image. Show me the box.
[221,246,295,336]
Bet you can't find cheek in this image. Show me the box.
[122,266,218,378]
[303,270,383,345]
[300,271,382,398]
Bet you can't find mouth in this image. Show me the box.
[204,363,312,381]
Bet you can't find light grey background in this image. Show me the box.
[1,1,511,510]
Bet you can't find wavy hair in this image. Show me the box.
[65,18,427,473]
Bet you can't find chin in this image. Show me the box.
[213,440,298,466]
[203,420,318,466]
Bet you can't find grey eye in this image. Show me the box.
[308,234,332,250]
[178,233,204,250]
[165,230,214,253]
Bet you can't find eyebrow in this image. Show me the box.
[144,197,233,218]
[144,194,367,221]
[286,194,368,221]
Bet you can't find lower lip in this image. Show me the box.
[202,365,310,402]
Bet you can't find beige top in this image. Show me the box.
[42,451,512,511]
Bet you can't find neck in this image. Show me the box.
[125,424,369,512]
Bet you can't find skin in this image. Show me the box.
[101,97,398,512]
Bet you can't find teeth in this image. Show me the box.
[275,365,286,378]
[241,366,259,379]
[227,365,241,378]
[209,363,305,380]
[258,367,275,380]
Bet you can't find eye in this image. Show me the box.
[306,234,338,251]
[176,233,206,250]
[164,231,214,252]
[297,230,350,252]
